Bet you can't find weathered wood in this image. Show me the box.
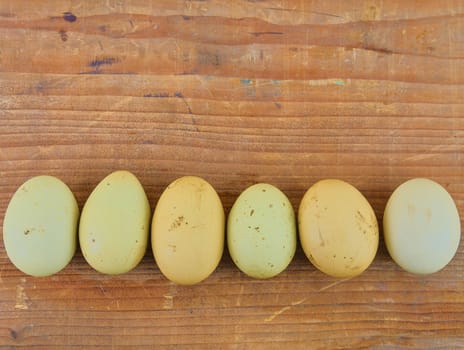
[1,1,463,348]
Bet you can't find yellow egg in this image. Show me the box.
[3,176,79,277]
[227,183,296,279]
[152,176,225,285]
[383,178,461,274]
[79,170,150,274]
[298,179,379,278]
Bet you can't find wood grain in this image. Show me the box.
[1,1,463,348]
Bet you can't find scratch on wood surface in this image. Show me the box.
[163,282,178,309]
[0,262,4,286]
[310,10,344,19]
[306,79,347,86]
[98,285,107,296]
[265,7,344,19]
[236,285,245,306]
[265,306,291,322]
[366,305,392,313]
[319,277,353,292]
[89,96,133,125]
[196,75,214,98]
[403,153,436,162]
[15,277,29,310]
[292,298,307,306]
[404,145,459,163]
[264,298,306,322]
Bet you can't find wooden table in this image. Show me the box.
[1,1,463,348]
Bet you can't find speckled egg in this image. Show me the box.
[3,175,79,277]
[298,179,379,278]
[152,176,225,285]
[227,183,296,279]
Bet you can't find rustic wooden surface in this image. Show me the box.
[1,1,463,348]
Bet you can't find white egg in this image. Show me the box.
[383,178,461,274]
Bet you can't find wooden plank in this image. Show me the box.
[0,1,463,348]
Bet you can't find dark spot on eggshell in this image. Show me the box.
[356,210,366,223]
[169,216,185,231]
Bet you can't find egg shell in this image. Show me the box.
[3,176,79,277]
[383,178,461,274]
[298,179,379,278]
[227,183,296,279]
[152,176,225,285]
[79,170,150,275]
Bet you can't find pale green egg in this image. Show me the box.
[3,176,79,277]
[79,170,150,274]
[383,178,461,274]
[227,183,296,279]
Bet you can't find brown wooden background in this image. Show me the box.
[1,1,463,348]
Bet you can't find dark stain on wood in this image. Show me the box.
[249,31,284,36]
[63,12,77,23]
[59,29,68,41]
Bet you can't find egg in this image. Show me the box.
[79,170,150,274]
[298,179,379,278]
[227,183,296,279]
[383,178,461,274]
[152,176,224,285]
[3,176,79,277]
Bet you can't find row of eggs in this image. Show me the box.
[2,171,461,285]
